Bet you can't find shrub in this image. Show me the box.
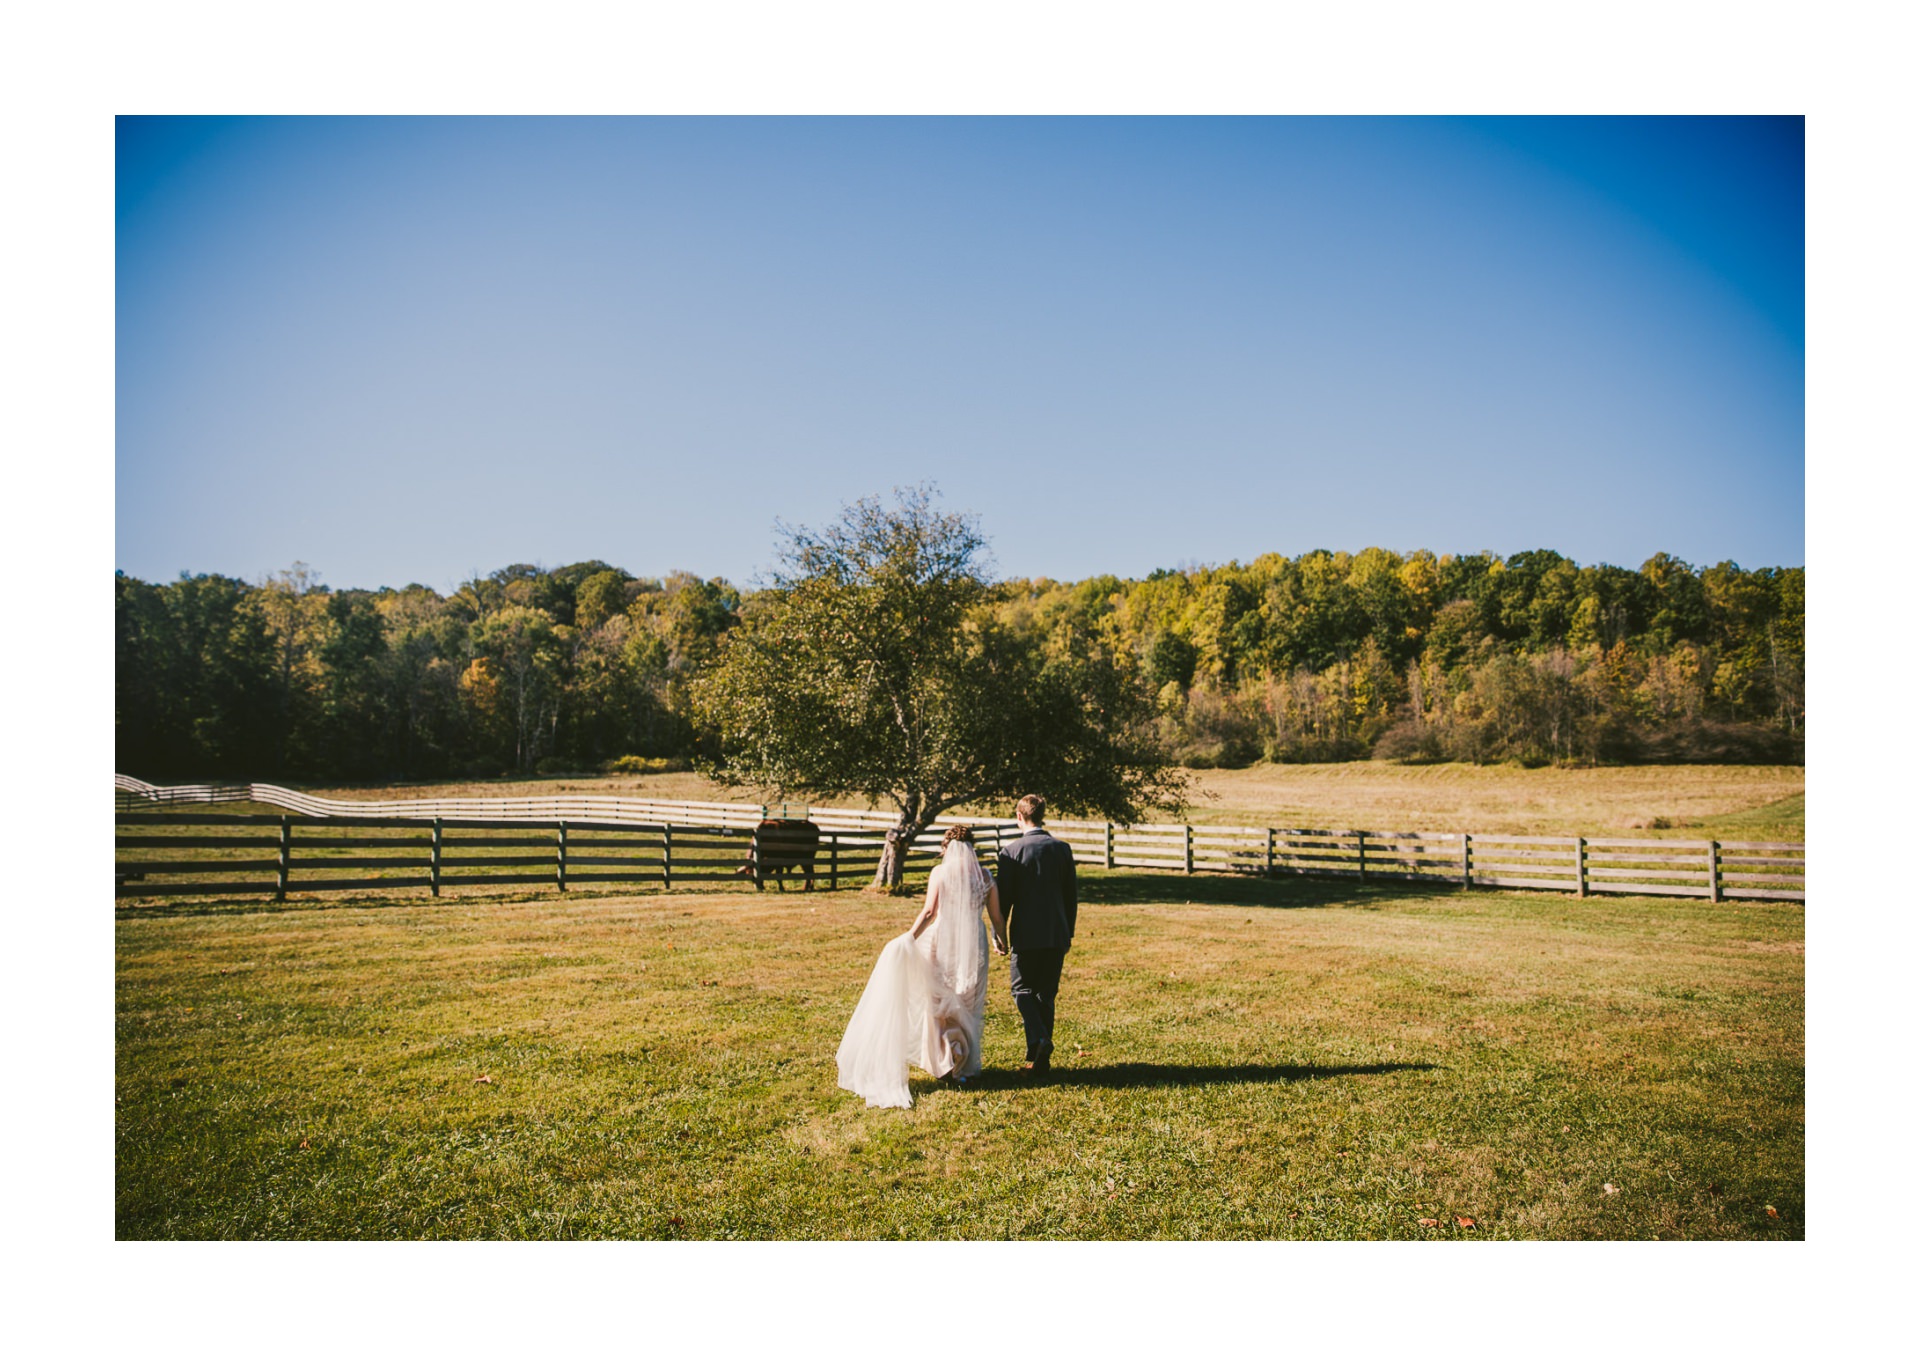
[1633,718,1804,765]
[602,755,691,775]
[1372,715,1449,764]
[1155,681,1263,768]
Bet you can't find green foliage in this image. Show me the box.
[690,487,1187,882]
[602,755,691,775]
[1142,630,1198,689]
[114,538,1804,785]
[115,570,279,776]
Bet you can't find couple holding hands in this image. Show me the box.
[836,794,1076,1109]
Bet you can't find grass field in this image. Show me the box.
[302,761,1805,839]
[117,871,1804,1240]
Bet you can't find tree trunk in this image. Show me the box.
[872,810,936,891]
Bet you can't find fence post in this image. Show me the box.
[1105,821,1115,871]
[830,832,840,891]
[1266,827,1275,877]
[1184,824,1194,875]
[276,815,291,901]
[1460,832,1472,889]
[430,818,442,898]
[1707,840,1721,902]
[663,823,673,891]
[1356,830,1367,884]
[557,821,568,893]
[1575,837,1587,897]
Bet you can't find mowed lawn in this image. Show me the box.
[116,872,1804,1240]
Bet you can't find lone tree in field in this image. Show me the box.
[690,486,1187,888]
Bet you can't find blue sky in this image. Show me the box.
[116,116,1803,591]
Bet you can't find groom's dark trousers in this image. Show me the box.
[995,827,1078,1066]
[1008,948,1065,1062]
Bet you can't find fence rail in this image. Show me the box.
[113,776,1805,903]
[113,811,1011,901]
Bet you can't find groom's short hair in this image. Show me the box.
[1015,794,1046,825]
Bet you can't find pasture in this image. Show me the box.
[117,871,1803,1240]
[302,761,1806,839]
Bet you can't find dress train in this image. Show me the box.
[835,858,990,1108]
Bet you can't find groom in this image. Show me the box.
[994,793,1077,1076]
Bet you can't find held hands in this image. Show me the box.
[991,931,1009,956]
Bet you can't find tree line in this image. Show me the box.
[115,542,1803,784]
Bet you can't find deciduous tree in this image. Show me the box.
[690,486,1187,887]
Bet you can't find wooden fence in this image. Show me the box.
[1028,821,1804,902]
[113,777,1805,903]
[114,811,1014,901]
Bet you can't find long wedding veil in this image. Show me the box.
[933,839,991,997]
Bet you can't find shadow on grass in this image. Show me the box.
[114,890,555,921]
[118,870,1472,921]
[956,1060,1437,1092]
[1079,870,1468,911]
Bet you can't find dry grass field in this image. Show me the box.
[303,762,1805,839]
[1173,762,1804,837]
[116,870,1803,1241]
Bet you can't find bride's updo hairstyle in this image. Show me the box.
[941,824,974,847]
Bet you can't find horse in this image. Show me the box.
[735,818,821,891]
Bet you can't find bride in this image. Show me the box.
[836,824,1009,1108]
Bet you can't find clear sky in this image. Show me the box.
[115,115,1804,592]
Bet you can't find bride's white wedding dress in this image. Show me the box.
[836,842,992,1109]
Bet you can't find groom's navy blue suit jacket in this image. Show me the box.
[995,828,1077,953]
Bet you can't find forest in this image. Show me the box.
[114,546,1804,783]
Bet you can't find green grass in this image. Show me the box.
[117,872,1804,1240]
[1694,792,1804,839]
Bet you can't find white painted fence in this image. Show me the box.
[113,776,1804,901]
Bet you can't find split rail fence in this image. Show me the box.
[113,776,1805,904]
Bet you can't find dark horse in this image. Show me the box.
[735,818,821,891]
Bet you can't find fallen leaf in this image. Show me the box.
[1418,1218,1439,1228]
[1766,1205,1779,1219]
[1455,1216,1476,1229]
[298,1138,310,1150]
[668,1216,684,1227]
[1560,1125,1570,1134]
[1603,1183,1619,1195]
[474,1074,494,1084]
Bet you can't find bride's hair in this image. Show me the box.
[940,824,974,847]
